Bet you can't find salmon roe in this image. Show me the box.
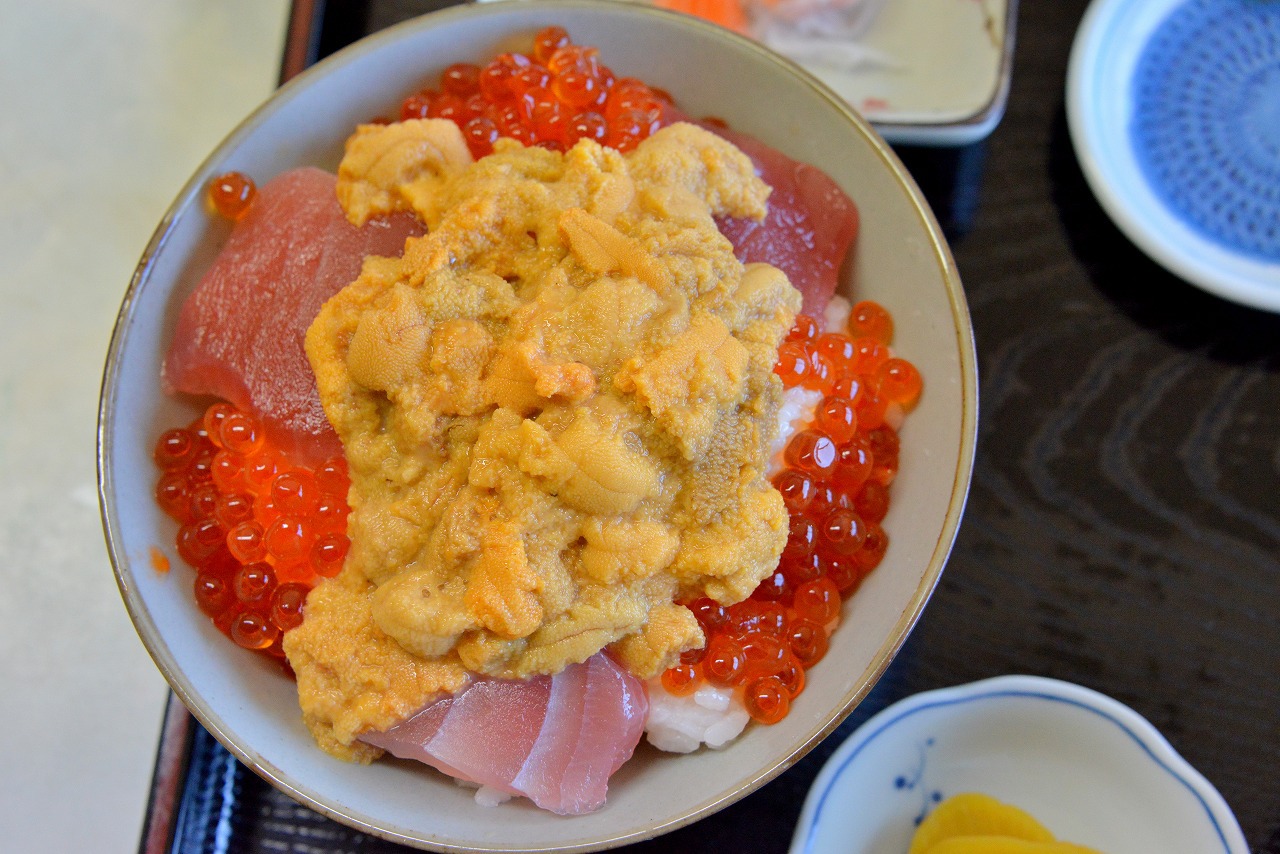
[663,304,920,725]
[396,27,669,159]
[207,172,257,220]
[846,299,894,345]
[152,402,350,665]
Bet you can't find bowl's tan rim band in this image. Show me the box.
[98,2,978,850]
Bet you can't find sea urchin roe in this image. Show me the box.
[288,119,800,759]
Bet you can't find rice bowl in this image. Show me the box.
[97,2,976,849]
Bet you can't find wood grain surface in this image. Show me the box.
[159,2,1280,851]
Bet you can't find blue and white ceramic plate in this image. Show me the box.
[1066,0,1280,312]
[790,675,1248,854]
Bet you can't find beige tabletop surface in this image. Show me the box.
[0,1,289,849]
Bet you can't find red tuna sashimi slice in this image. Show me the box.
[161,166,423,467]
[712,125,859,319]
[361,652,648,815]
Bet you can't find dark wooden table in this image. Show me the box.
[147,2,1280,851]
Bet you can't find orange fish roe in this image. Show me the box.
[207,171,257,220]
[152,402,350,663]
[661,301,922,725]
[846,299,894,345]
[396,26,670,159]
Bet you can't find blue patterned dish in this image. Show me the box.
[789,675,1248,854]
[1066,0,1280,312]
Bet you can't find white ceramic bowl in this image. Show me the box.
[791,675,1249,854]
[98,2,977,850]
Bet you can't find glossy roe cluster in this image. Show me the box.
[397,26,671,158]
[152,402,351,663]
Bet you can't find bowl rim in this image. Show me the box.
[789,674,1250,854]
[97,1,978,849]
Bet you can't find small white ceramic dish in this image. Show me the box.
[803,0,1016,146]
[790,675,1249,854]
[99,1,976,850]
[1066,0,1280,313]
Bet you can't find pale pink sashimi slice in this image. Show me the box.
[368,674,552,789]
[711,124,860,319]
[361,653,649,815]
[511,651,647,813]
[161,166,423,467]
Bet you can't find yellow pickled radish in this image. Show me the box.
[908,793,1056,854]
[925,837,1103,854]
